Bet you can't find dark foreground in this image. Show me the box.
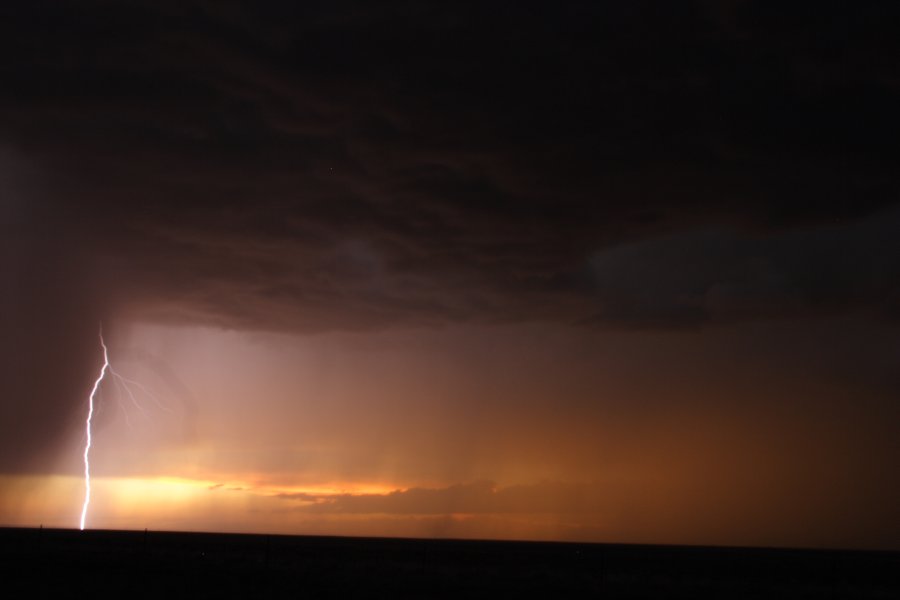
[1,528,896,599]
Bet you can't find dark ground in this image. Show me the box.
[1,527,896,599]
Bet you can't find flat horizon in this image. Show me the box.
[6,525,898,555]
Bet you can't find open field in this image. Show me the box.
[1,527,896,598]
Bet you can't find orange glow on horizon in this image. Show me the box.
[1,474,436,532]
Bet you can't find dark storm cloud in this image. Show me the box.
[2,1,899,471]
[3,0,898,332]
[580,207,900,329]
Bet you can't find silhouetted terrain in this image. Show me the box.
[1,527,896,598]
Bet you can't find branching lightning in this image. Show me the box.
[79,328,171,530]
[80,329,109,530]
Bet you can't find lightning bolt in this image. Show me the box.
[80,328,110,531]
[78,328,174,530]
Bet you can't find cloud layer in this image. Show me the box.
[2,1,898,334]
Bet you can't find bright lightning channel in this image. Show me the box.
[79,329,170,530]
[80,329,110,531]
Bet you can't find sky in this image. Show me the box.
[1,1,898,549]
